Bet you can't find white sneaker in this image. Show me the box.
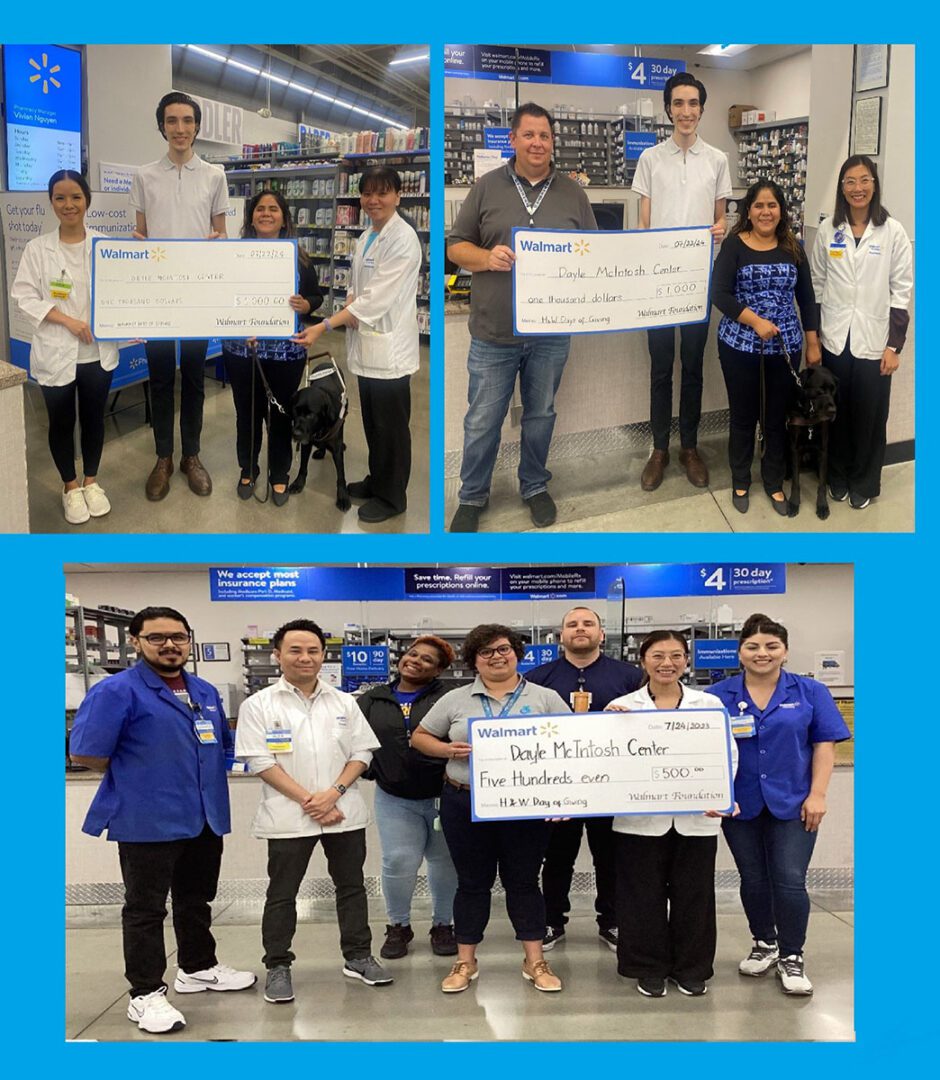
[82,482,111,517]
[739,939,779,976]
[127,987,186,1033]
[63,488,90,524]
[777,954,813,995]
[173,962,257,993]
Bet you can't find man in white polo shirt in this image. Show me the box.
[130,91,229,501]
[633,73,731,493]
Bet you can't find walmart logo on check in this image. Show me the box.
[518,239,590,255]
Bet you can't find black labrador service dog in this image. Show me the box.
[289,361,351,511]
[787,366,838,520]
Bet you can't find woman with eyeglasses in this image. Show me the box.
[809,156,913,509]
[411,624,570,995]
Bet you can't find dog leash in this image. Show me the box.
[758,338,802,458]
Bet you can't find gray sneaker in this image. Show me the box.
[264,965,294,1003]
[343,955,394,986]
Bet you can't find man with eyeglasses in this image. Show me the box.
[70,606,256,1035]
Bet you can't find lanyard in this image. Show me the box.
[479,677,526,719]
[509,165,554,227]
[649,683,685,708]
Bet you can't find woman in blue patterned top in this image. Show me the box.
[223,190,325,506]
[711,180,820,516]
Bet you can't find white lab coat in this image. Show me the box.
[346,211,421,379]
[235,677,379,839]
[810,215,913,360]
[11,228,120,387]
[609,685,738,837]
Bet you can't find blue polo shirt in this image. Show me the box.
[526,653,642,712]
[70,662,234,842]
[710,671,851,821]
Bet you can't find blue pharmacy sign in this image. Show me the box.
[404,567,501,598]
[622,564,786,598]
[693,640,740,669]
[518,644,559,673]
[484,128,513,156]
[625,131,657,160]
[624,57,686,90]
[341,646,389,678]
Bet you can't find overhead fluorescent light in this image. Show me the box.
[697,44,755,58]
[389,52,429,66]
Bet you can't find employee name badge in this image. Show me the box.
[732,713,756,738]
[266,727,293,753]
[50,273,72,300]
[829,230,846,260]
[193,717,218,744]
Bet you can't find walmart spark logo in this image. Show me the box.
[539,721,559,738]
[150,246,167,262]
[573,240,591,256]
[28,53,62,95]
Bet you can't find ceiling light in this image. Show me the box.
[697,44,755,58]
[389,52,429,66]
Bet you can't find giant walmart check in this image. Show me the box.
[91,238,298,339]
[512,225,713,335]
[469,708,733,822]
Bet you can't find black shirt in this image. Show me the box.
[526,653,642,712]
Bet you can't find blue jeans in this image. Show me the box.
[373,785,457,926]
[722,808,818,957]
[458,335,571,504]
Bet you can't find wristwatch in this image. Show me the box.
[333,782,347,795]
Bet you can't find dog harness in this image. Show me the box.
[304,355,349,443]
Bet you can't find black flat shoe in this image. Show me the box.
[768,492,790,516]
[237,478,255,500]
[272,487,289,507]
[732,490,749,514]
[358,497,403,523]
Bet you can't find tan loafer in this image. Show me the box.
[441,959,478,993]
[678,447,709,488]
[522,958,562,992]
[145,456,174,501]
[640,449,669,491]
[180,455,212,496]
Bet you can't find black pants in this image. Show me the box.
[647,319,710,450]
[542,816,616,931]
[224,348,306,486]
[822,341,892,499]
[357,374,411,513]
[262,831,371,968]
[614,829,718,983]
[718,340,800,494]
[145,339,208,457]
[39,361,113,483]
[439,783,549,944]
[117,822,222,997]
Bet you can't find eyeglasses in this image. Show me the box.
[138,632,191,645]
[842,178,873,189]
[477,644,514,659]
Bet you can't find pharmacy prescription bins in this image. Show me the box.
[345,211,421,378]
[810,215,913,359]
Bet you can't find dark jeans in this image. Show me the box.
[224,348,306,486]
[614,829,718,983]
[718,339,800,494]
[647,319,710,450]
[145,339,208,457]
[117,822,222,997]
[262,831,370,968]
[358,374,411,512]
[822,341,892,499]
[39,361,113,483]
[439,783,549,944]
[542,816,616,931]
[722,808,818,957]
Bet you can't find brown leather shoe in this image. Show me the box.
[441,959,479,993]
[522,957,562,992]
[180,455,212,496]
[640,449,669,491]
[145,456,174,501]
[679,447,709,488]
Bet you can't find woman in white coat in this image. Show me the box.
[810,156,913,509]
[294,166,421,523]
[12,170,119,524]
[606,630,737,998]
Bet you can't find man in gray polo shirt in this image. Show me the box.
[130,91,229,501]
[447,103,597,532]
[633,73,731,493]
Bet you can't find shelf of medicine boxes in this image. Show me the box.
[241,636,344,698]
[221,150,429,336]
[733,117,809,238]
[444,108,505,185]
